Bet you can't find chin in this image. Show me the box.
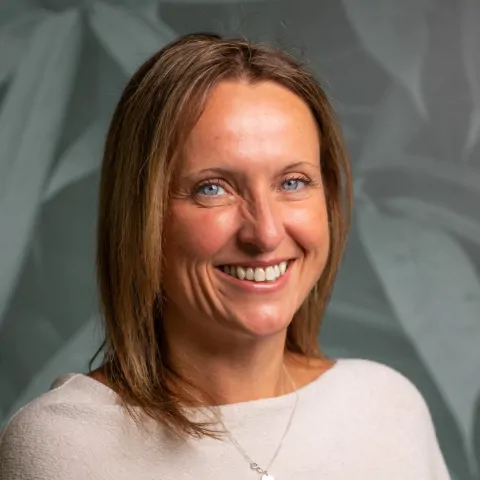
[230,306,294,339]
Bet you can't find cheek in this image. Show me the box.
[165,205,236,261]
[286,197,330,254]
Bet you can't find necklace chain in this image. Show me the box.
[219,363,299,478]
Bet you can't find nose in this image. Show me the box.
[237,194,285,254]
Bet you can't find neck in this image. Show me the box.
[162,313,296,406]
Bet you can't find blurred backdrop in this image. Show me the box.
[0,1,479,478]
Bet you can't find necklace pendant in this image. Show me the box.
[250,463,274,479]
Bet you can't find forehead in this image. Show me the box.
[180,80,320,172]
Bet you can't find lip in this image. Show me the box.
[214,260,294,294]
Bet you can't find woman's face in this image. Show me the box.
[162,80,329,344]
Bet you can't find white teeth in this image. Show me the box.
[254,267,266,282]
[221,261,290,282]
[236,266,246,280]
[273,265,280,278]
[265,266,276,281]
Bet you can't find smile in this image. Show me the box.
[218,261,289,283]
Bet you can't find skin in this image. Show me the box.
[160,80,334,405]
[90,80,335,404]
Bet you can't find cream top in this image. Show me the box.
[0,358,450,479]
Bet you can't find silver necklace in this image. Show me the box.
[219,363,299,480]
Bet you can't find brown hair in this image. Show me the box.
[90,32,352,440]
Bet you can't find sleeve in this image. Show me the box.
[378,361,452,479]
[0,404,105,480]
[416,392,452,479]
[352,360,452,480]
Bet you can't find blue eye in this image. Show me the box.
[282,178,308,191]
[198,183,227,196]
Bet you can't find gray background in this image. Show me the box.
[0,1,479,478]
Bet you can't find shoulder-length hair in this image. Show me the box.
[90,32,352,440]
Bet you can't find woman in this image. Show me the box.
[0,33,450,479]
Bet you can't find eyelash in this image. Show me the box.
[191,178,226,197]
[193,175,315,195]
[283,175,315,188]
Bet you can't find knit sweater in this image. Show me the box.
[0,358,450,479]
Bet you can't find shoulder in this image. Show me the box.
[0,374,127,480]
[297,356,429,414]
[334,357,425,399]
[298,356,436,431]
[329,359,449,476]
[328,358,436,425]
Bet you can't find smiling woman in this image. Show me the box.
[0,33,450,480]
[163,79,330,349]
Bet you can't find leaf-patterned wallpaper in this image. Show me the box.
[0,1,478,478]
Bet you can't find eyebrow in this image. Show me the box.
[184,161,321,179]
